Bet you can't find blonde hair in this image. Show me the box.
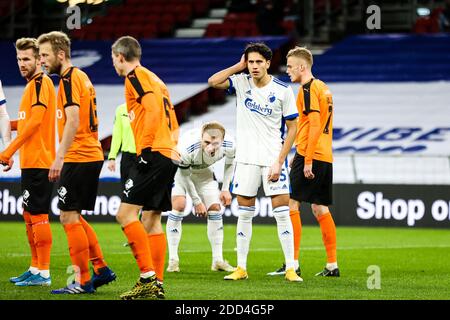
[202,121,225,139]
[286,46,313,67]
[37,31,71,59]
[15,37,39,58]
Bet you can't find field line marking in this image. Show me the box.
[4,244,450,257]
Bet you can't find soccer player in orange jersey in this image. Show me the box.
[0,38,54,286]
[37,31,116,294]
[111,36,180,300]
[280,46,339,277]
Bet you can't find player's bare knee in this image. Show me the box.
[312,204,329,218]
[59,211,79,225]
[142,210,163,234]
[271,194,289,208]
[207,203,221,212]
[237,195,255,207]
[289,198,300,211]
[172,196,186,212]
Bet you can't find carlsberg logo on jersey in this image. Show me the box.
[244,98,272,116]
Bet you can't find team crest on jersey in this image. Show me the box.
[268,92,276,103]
[58,187,68,204]
[244,98,272,116]
[22,190,30,206]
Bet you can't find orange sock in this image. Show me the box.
[317,212,337,263]
[148,233,166,281]
[30,214,52,271]
[123,221,154,274]
[23,212,38,268]
[63,222,91,285]
[79,216,107,273]
[289,210,302,261]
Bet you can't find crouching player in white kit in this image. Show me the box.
[166,121,236,273]
[209,42,302,282]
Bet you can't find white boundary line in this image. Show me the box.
[4,244,450,257]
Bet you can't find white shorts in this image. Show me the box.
[230,162,290,197]
[172,169,220,209]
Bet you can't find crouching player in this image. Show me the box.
[166,121,236,273]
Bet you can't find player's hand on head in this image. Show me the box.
[107,159,116,172]
[220,190,232,206]
[137,148,153,173]
[239,54,246,70]
[268,162,282,182]
[303,163,315,180]
[194,202,207,217]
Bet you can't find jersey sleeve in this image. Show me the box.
[226,74,237,95]
[32,76,51,108]
[127,68,154,103]
[222,134,236,191]
[176,133,194,168]
[303,81,320,114]
[61,69,81,108]
[222,134,236,161]
[108,105,123,160]
[283,86,299,120]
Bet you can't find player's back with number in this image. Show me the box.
[125,66,178,160]
[57,66,103,162]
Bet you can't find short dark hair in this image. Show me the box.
[244,42,272,61]
[112,36,142,62]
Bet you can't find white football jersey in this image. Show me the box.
[228,73,298,166]
[178,128,235,171]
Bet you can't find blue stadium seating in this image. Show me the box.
[280,34,450,82]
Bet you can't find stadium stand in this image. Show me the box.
[71,0,220,40]
[279,33,450,82]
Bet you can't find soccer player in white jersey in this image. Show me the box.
[208,42,302,282]
[166,121,236,273]
[0,80,12,149]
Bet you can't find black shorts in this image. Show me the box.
[57,161,103,212]
[21,169,54,214]
[120,152,137,188]
[121,151,178,211]
[289,153,333,205]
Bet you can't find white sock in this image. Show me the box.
[40,270,50,278]
[236,205,255,270]
[166,210,184,262]
[294,260,299,270]
[29,266,39,275]
[207,211,224,263]
[273,206,295,270]
[326,262,338,270]
[140,271,155,279]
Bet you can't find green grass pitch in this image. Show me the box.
[0,221,449,300]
